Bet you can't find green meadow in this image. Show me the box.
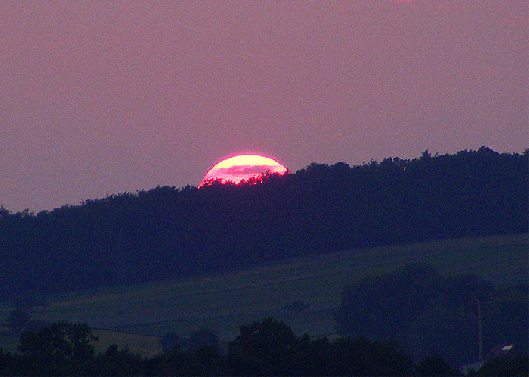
[1,233,527,355]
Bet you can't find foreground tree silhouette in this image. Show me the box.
[328,337,413,376]
[416,354,461,376]
[18,321,97,375]
[225,318,415,376]
[227,318,297,375]
[0,348,15,375]
[476,354,529,376]
[5,319,525,376]
[96,344,144,376]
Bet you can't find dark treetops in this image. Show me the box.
[0,147,526,302]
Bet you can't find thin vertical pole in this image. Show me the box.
[472,293,483,361]
[477,298,482,360]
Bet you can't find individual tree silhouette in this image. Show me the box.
[18,321,97,374]
[227,318,298,375]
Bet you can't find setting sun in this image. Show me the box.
[200,154,288,186]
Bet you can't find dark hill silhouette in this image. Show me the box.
[0,147,527,303]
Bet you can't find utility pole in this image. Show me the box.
[472,293,483,361]
[470,292,524,362]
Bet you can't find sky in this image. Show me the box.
[1,0,527,212]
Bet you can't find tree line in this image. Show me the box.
[0,147,527,304]
[1,318,526,376]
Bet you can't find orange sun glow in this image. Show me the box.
[200,154,288,187]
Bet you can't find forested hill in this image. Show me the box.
[1,147,527,303]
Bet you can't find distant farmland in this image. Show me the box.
[1,233,526,354]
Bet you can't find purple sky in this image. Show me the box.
[1,1,527,212]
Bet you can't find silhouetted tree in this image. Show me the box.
[10,317,520,376]
[227,318,298,375]
[0,348,15,376]
[416,354,462,376]
[17,321,97,375]
[477,354,529,376]
[225,317,415,376]
[328,337,413,376]
[96,344,144,376]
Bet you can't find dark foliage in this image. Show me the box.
[227,318,299,375]
[416,354,462,376]
[476,354,529,376]
[335,265,528,366]
[0,148,526,304]
[2,319,526,376]
[223,318,414,376]
[160,327,219,356]
[0,348,15,376]
[327,337,414,376]
[96,344,144,376]
[16,321,97,375]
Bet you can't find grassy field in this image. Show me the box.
[1,233,526,355]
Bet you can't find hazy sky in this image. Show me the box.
[1,1,527,212]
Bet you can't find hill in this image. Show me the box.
[0,232,524,354]
[0,147,527,306]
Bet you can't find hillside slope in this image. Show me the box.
[7,233,523,345]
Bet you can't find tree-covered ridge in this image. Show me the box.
[0,147,527,302]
